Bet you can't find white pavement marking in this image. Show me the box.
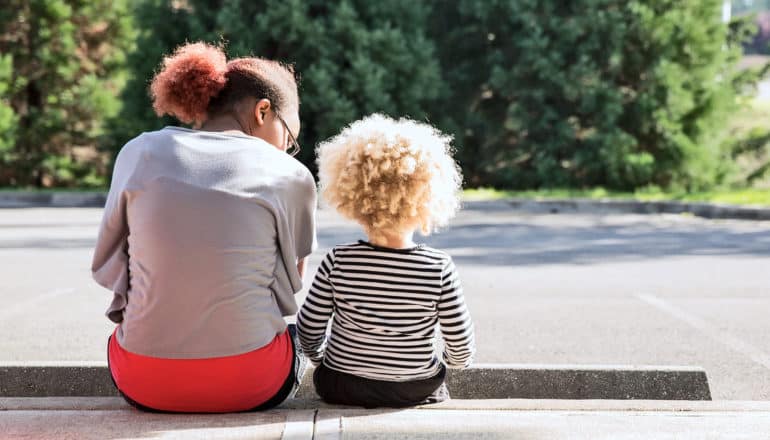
[636,293,770,371]
[0,288,75,320]
[280,410,316,440]
[313,413,342,440]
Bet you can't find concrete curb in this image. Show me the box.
[0,362,711,401]
[0,191,107,208]
[2,191,767,221]
[6,397,770,412]
[445,363,711,400]
[462,198,770,220]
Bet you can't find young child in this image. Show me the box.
[296,114,475,408]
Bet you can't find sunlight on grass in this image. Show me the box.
[463,187,770,207]
[2,187,769,207]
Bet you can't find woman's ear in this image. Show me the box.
[254,99,272,126]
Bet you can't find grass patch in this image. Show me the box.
[3,187,768,207]
[463,187,770,207]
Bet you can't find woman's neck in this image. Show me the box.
[366,230,416,249]
[199,115,246,135]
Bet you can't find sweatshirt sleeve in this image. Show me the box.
[291,167,317,260]
[91,141,141,323]
[296,250,335,365]
[438,257,475,368]
[273,164,317,298]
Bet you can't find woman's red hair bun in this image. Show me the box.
[150,42,228,125]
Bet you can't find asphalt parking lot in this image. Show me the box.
[1,204,769,399]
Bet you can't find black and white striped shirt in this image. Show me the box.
[296,241,475,381]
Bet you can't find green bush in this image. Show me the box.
[0,54,19,184]
[0,0,133,187]
[428,0,752,190]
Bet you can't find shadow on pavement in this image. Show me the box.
[318,219,770,267]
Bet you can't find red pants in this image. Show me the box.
[108,327,292,413]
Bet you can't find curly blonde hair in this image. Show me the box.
[317,114,462,243]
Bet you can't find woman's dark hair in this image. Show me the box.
[150,42,298,125]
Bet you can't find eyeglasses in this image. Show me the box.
[275,112,300,157]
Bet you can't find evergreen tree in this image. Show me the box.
[0,55,18,183]
[0,0,133,187]
[110,0,442,174]
[429,0,751,190]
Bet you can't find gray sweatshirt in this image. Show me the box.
[92,127,316,358]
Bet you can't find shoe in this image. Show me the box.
[287,323,308,398]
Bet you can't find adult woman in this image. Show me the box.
[91,42,316,413]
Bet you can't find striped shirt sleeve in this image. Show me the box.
[438,258,475,368]
[296,250,336,365]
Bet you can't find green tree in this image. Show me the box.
[0,0,134,187]
[103,0,200,157]
[110,0,442,174]
[429,0,752,190]
[0,54,19,180]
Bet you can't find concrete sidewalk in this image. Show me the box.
[0,363,728,438]
[2,397,770,439]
